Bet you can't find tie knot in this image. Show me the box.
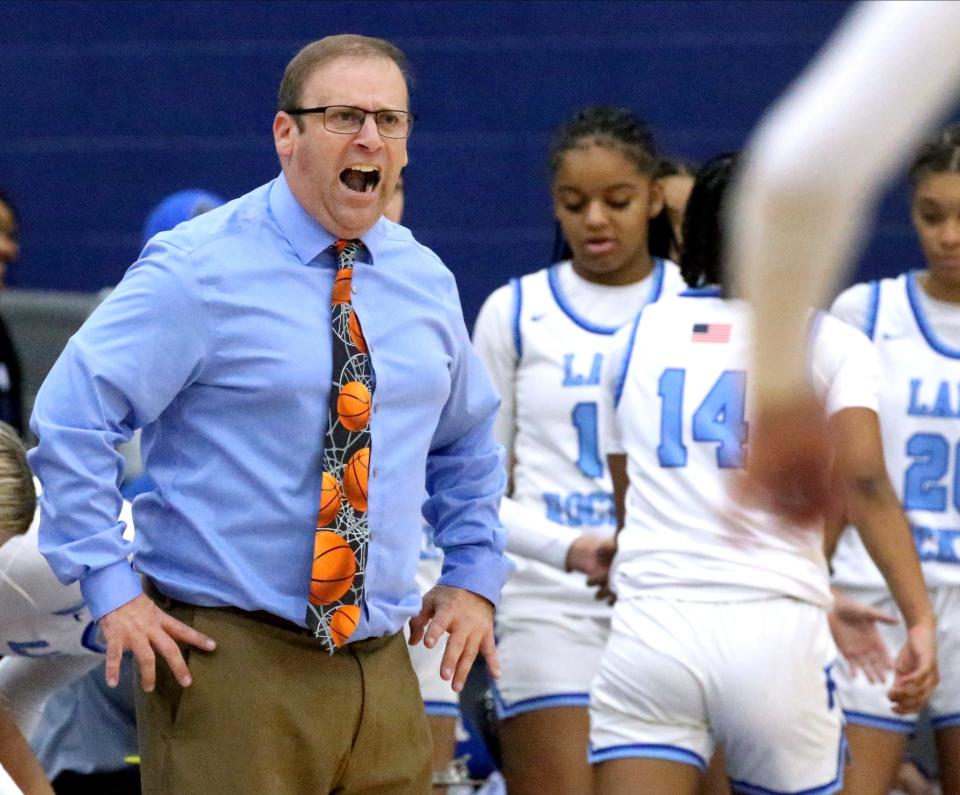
[334,239,362,267]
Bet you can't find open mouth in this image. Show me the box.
[584,238,616,255]
[340,166,381,193]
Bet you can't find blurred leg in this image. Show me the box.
[594,758,701,795]
[499,707,590,795]
[935,726,960,795]
[697,751,730,795]
[841,724,908,794]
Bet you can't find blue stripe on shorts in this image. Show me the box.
[492,687,589,719]
[843,709,915,734]
[729,731,846,795]
[588,742,707,771]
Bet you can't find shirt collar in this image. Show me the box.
[269,172,388,266]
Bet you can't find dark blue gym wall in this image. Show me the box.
[2,0,952,327]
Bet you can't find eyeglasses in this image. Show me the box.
[285,105,416,139]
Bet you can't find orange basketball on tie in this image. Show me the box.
[343,447,370,513]
[330,604,361,647]
[337,381,371,432]
[309,530,356,604]
[316,472,341,528]
[348,310,367,353]
[332,268,352,305]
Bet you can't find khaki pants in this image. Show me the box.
[135,594,432,794]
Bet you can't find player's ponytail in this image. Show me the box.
[679,153,738,290]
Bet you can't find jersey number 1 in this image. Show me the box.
[657,368,748,469]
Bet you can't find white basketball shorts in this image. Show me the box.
[590,597,845,794]
[835,585,960,733]
[493,611,610,719]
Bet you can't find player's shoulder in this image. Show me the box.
[658,258,688,297]
[476,264,556,324]
[831,274,906,333]
[644,287,731,322]
[813,311,874,359]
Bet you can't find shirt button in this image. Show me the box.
[372,467,379,478]
[351,284,358,294]
[372,403,379,414]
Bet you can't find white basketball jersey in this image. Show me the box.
[606,291,879,607]
[832,272,960,589]
[500,259,686,616]
[0,514,103,658]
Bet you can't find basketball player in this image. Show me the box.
[472,105,687,794]
[0,421,53,793]
[729,0,960,525]
[590,155,938,794]
[828,125,960,794]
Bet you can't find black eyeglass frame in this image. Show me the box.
[284,105,417,139]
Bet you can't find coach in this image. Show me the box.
[30,34,509,793]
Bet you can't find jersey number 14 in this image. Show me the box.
[657,368,748,469]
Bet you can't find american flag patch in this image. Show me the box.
[691,323,731,343]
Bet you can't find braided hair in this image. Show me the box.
[909,123,960,187]
[548,106,669,262]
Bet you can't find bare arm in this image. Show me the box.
[730,1,960,523]
[830,407,937,713]
[824,500,898,684]
[0,706,52,794]
[608,453,628,534]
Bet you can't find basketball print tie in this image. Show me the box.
[307,239,373,651]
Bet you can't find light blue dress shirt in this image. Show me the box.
[30,174,510,641]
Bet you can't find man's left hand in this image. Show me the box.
[408,585,498,694]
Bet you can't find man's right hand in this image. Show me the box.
[98,593,217,692]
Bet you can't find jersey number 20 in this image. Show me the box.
[904,432,960,512]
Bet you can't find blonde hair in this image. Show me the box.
[0,422,35,536]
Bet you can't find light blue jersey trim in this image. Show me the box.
[679,285,722,298]
[931,712,960,730]
[613,308,647,409]
[588,742,707,771]
[547,259,665,336]
[729,732,846,795]
[492,687,590,719]
[863,280,880,340]
[510,277,523,359]
[906,270,960,358]
[647,258,667,303]
[843,709,915,733]
[423,700,461,718]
